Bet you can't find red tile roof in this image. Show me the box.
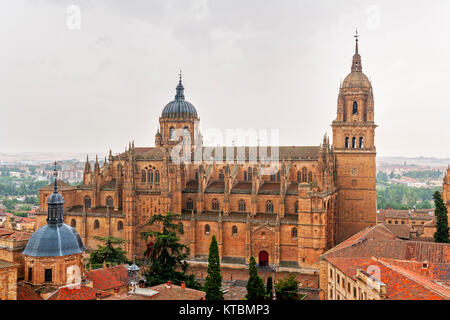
[84,265,128,291]
[48,285,111,300]
[0,228,32,241]
[17,283,42,300]
[327,257,447,300]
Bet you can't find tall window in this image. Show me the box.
[308,172,313,183]
[238,199,246,212]
[295,201,298,213]
[302,168,307,182]
[28,267,32,282]
[141,170,146,183]
[183,126,189,137]
[244,171,247,181]
[352,101,358,114]
[247,167,252,181]
[106,196,113,207]
[232,225,238,236]
[297,171,301,182]
[359,137,364,148]
[169,127,175,140]
[345,137,349,149]
[195,170,199,181]
[218,170,224,181]
[352,137,356,149]
[266,200,274,213]
[155,171,160,184]
[270,173,276,181]
[84,196,91,208]
[291,227,298,239]
[187,198,194,210]
[212,199,219,211]
[148,170,153,183]
[117,221,123,231]
[94,220,100,229]
[44,269,52,283]
[178,222,184,232]
[71,219,76,227]
[276,172,280,182]
[205,224,210,235]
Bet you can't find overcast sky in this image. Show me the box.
[1,0,450,158]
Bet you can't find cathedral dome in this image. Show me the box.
[342,71,371,89]
[23,166,85,258]
[161,77,198,119]
[22,223,85,257]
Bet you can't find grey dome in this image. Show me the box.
[161,78,198,119]
[23,223,85,257]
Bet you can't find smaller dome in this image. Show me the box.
[48,192,64,204]
[161,77,198,119]
[342,71,371,89]
[23,224,85,257]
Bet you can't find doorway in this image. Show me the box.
[259,250,269,267]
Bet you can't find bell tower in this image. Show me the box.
[332,31,377,242]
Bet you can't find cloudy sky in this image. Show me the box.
[1,0,450,158]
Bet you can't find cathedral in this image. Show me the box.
[36,35,377,270]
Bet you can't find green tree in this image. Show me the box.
[275,274,300,300]
[245,256,265,300]
[265,276,273,300]
[140,213,201,289]
[204,235,224,300]
[89,236,128,267]
[433,191,450,243]
[2,198,17,210]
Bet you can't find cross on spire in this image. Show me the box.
[354,29,359,55]
[53,161,58,193]
[179,69,182,84]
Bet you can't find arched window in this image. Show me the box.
[178,222,184,232]
[345,137,349,149]
[212,199,219,211]
[148,170,153,184]
[106,196,113,207]
[291,227,298,239]
[244,171,247,181]
[266,200,274,213]
[352,101,358,114]
[187,198,194,210]
[169,127,175,140]
[232,225,238,236]
[218,170,224,181]
[94,220,100,230]
[205,224,210,235]
[71,219,76,227]
[308,172,313,183]
[117,221,123,231]
[155,171,160,184]
[270,173,276,181]
[359,137,364,148]
[141,170,146,183]
[84,196,91,208]
[352,137,356,149]
[295,201,298,213]
[238,199,246,212]
[247,167,253,181]
[297,171,301,182]
[302,168,307,182]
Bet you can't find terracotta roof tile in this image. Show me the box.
[48,285,111,300]
[17,284,42,300]
[84,265,129,291]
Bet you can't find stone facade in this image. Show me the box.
[35,37,377,270]
[0,260,19,300]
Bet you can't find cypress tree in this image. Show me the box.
[433,191,450,243]
[204,235,223,300]
[246,256,265,300]
[266,276,273,300]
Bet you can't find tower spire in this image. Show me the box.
[351,29,362,72]
[175,70,185,100]
[53,161,58,193]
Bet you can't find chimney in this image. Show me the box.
[181,281,186,289]
[96,292,101,300]
[114,287,119,296]
[166,281,172,289]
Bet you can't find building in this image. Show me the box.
[443,167,450,214]
[319,224,450,300]
[84,264,129,295]
[0,260,19,300]
[376,209,434,234]
[22,173,85,288]
[35,34,377,270]
[0,227,31,278]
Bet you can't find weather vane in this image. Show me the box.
[354,29,359,42]
[53,161,58,179]
[179,69,182,82]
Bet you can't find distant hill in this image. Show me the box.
[0,152,106,164]
[377,156,450,168]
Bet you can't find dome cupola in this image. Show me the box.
[161,73,198,119]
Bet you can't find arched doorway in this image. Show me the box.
[259,250,269,267]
